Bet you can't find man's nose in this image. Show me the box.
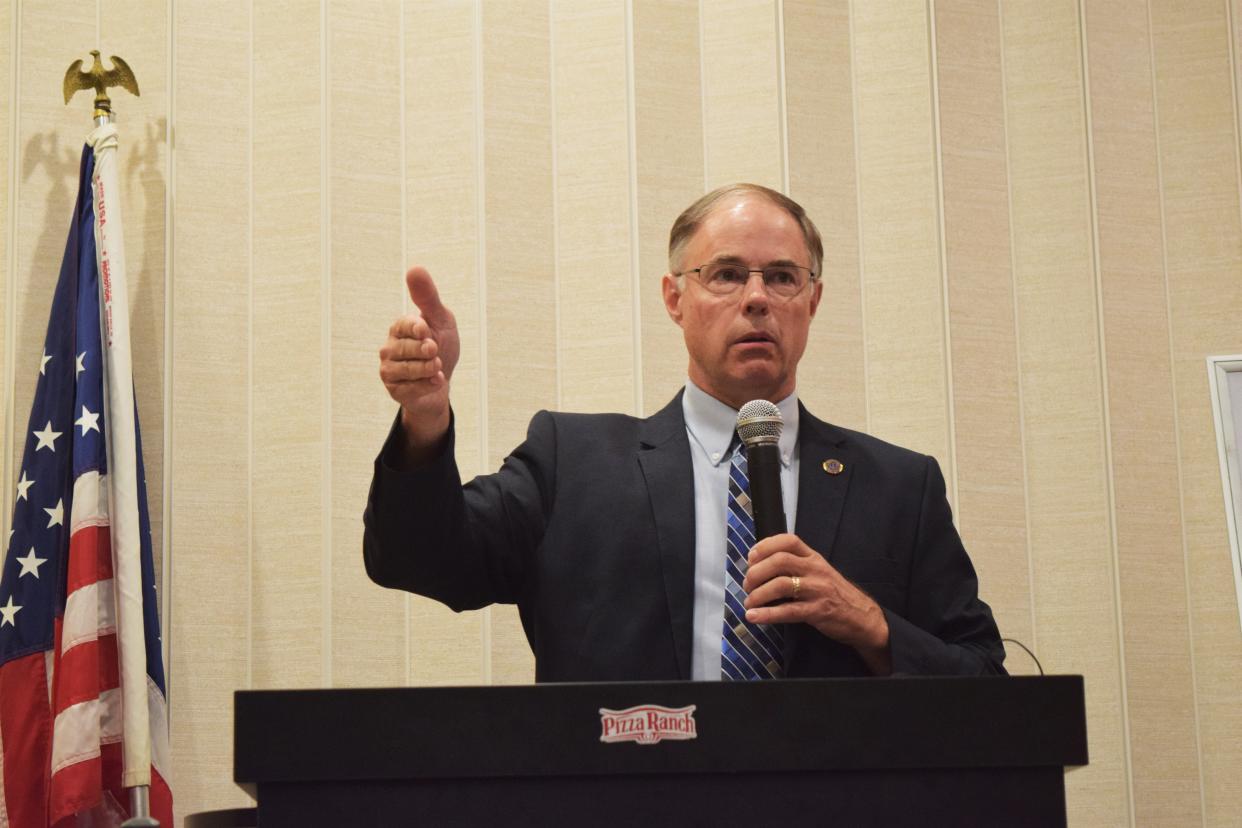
[742,272,771,314]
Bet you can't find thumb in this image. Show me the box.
[405,266,451,325]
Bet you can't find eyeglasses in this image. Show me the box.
[676,262,817,301]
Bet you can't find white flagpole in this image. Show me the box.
[88,114,157,828]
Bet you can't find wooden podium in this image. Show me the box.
[231,676,1086,827]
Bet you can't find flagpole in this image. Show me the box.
[108,108,155,828]
[92,106,158,828]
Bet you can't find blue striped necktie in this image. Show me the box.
[722,441,784,680]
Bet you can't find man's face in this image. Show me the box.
[662,195,822,409]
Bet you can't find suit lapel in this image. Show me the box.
[794,405,853,566]
[785,406,854,673]
[636,394,695,680]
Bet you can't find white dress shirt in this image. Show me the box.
[682,380,801,680]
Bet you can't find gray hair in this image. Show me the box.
[667,183,824,278]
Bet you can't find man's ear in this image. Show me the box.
[808,277,823,319]
[662,273,684,326]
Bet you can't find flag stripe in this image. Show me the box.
[66,470,113,598]
[0,653,51,827]
[53,633,120,713]
[65,525,114,594]
[48,751,101,825]
[149,767,173,828]
[51,687,123,775]
[0,710,9,828]
[142,678,174,828]
[60,580,117,654]
[69,469,109,529]
[146,678,171,778]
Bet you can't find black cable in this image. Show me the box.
[1001,638,1043,676]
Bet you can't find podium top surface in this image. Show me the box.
[234,675,1087,785]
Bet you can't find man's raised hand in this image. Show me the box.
[379,267,461,459]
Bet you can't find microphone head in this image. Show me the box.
[736,399,782,446]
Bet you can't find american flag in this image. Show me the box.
[0,129,172,826]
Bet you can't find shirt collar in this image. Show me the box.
[682,380,799,468]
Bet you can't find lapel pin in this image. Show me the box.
[822,458,844,475]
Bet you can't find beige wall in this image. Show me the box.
[2,1,1241,824]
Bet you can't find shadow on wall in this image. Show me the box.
[15,131,80,408]
[123,118,168,586]
[123,117,167,401]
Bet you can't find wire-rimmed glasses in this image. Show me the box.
[676,261,817,301]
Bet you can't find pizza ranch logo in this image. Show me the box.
[599,704,698,745]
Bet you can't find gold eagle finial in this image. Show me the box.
[63,50,140,115]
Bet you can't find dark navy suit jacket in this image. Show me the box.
[363,393,1005,682]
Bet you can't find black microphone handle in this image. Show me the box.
[745,441,786,540]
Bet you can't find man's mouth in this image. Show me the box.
[734,332,775,345]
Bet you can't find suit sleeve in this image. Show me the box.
[884,456,1007,676]
[362,409,556,611]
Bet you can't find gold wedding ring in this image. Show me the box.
[791,575,801,600]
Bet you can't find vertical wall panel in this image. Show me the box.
[1152,0,1242,820]
[250,0,324,689]
[1235,0,1242,199]
[933,0,1032,663]
[0,0,11,530]
[783,0,865,431]
[633,0,701,414]
[1086,0,1204,821]
[480,0,555,475]
[169,0,252,816]
[1002,0,1130,821]
[329,0,407,687]
[553,2,635,414]
[481,0,553,683]
[701,0,782,189]
[852,0,951,467]
[403,0,486,686]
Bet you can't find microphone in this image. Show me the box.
[736,400,786,540]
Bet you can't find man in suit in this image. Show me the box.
[364,183,1004,681]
